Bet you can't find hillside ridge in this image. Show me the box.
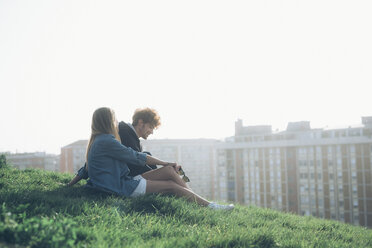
[1,158,372,248]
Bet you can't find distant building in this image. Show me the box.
[4,152,59,171]
[142,139,220,200]
[60,140,88,174]
[217,117,372,228]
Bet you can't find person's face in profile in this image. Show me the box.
[141,123,154,139]
[137,119,154,139]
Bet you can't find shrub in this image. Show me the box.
[0,154,7,169]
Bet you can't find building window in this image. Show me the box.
[336,145,341,153]
[330,199,335,207]
[316,160,322,168]
[318,184,323,192]
[352,186,357,193]
[316,146,321,154]
[228,182,235,190]
[337,158,342,168]
[351,158,356,167]
[301,196,309,204]
[350,145,355,154]
[328,146,333,154]
[330,184,335,192]
[300,173,308,179]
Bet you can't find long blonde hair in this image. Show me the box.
[86,107,121,169]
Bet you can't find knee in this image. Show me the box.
[164,166,177,176]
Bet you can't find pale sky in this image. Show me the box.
[0,0,371,154]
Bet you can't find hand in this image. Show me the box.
[175,164,182,172]
[166,162,181,172]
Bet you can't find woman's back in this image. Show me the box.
[87,133,147,196]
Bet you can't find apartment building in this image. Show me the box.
[216,117,372,228]
[4,152,59,171]
[60,140,88,174]
[141,139,220,200]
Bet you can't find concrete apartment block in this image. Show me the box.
[216,117,372,228]
[4,152,59,172]
[60,140,88,174]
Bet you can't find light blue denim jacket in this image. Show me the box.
[87,134,147,196]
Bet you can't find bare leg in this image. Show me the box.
[67,175,82,187]
[142,166,191,189]
[145,180,210,206]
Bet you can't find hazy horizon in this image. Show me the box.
[1,0,371,154]
[1,115,371,155]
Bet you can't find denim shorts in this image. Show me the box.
[130,175,147,197]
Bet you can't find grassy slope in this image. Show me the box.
[0,162,372,248]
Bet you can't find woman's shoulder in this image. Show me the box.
[96,133,114,139]
[93,134,115,145]
[95,134,121,147]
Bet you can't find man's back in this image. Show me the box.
[118,121,142,152]
[118,121,156,176]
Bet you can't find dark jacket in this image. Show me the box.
[77,121,156,179]
[118,121,157,176]
[118,121,142,153]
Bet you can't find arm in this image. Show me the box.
[77,163,89,179]
[143,151,157,170]
[66,175,82,187]
[66,163,88,187]
[146,155,180,171]
[106,136,179,170]
[146,155,171,166]
[105,137,148,166]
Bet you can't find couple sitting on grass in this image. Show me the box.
[68,107,234,211]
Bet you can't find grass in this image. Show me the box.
[0,156,372,248]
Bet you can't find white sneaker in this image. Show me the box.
[208,202,234,211]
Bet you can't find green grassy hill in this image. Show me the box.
[1,158,372,248]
